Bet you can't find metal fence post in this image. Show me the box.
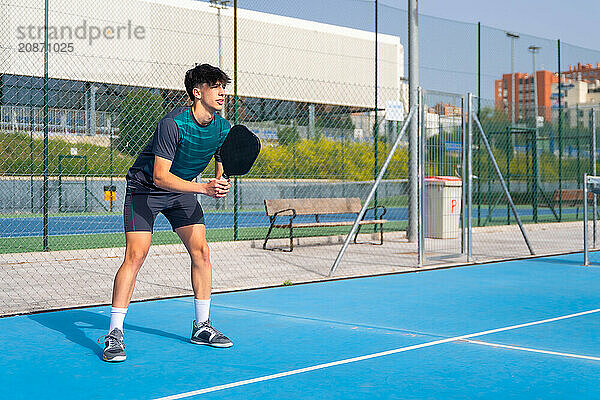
[418,88,424,267]
[533,121,538,223]
[461,96,466,255]
[593,110,597,248]
[557,39,563,221]
[373,0,379,224]
[43,0,49,251]
[467,93,473,261]
[233,0,239,240]
[577,105,582,192]
[506,126,511,225]
[110,128,114,213]
[407,0,419,242]
[584,173,589,266]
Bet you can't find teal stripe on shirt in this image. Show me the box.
[170,110,230,181]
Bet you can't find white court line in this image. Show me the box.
[153,308,600,400]
[463,339,600,361]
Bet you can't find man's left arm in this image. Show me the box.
[215,159,224,179]
[215,120,230,180]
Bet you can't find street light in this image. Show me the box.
[528,45,542,221]
[209,0,231,69]
[209,0,230,121]
[528,45,541,121]
[505,32,519,125]
[209,0,231,210]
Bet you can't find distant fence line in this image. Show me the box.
[0,177,586,214]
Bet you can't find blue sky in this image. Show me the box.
[231,0,599,51]
[411,0,599,51]
[217,0,600,98]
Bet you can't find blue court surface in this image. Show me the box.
[2,252,600,399]
[0,206,579,237]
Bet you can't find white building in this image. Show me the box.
[551,79,600,127]
[552,79,600,108]
[1,0,405,110]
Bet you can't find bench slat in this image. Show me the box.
[551,189,593,202]
[264,198,363,216]
[263,197,387,251]
[272,219,387,229]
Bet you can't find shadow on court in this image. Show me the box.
[28,310,189,360]
[535,255,587,266]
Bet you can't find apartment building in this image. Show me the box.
[494,70,557,122]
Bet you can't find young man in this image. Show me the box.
[102,64,233,362]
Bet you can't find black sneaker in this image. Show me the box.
[190,319,233,348]
[101,328,126,362]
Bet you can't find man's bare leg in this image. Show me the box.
[176,224,211,302]
[112,232,153,308]
[103,231,152,362]
[176,224,232,347]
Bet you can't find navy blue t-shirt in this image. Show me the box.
[126,106,231,193]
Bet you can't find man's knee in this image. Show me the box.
[124,247,149,268]
[190,242,210,265]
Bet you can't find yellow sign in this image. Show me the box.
[104,185,116,201]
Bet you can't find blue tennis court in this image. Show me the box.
[2,252,600,399]
[0,206,582,237]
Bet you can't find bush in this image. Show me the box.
[0,131,135,176]
[277,125,300,146]
[243,138,409,181]
[116,90,164,157]
[316,114,354,130]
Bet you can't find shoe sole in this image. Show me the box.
[103,354,126,362]
[190,338,233,348]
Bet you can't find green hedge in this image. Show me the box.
[0,132,134,176]
[1,130,594,182]
[203,138,409,180]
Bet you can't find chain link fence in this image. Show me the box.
[1,0,599,316]
[470,95,599,258]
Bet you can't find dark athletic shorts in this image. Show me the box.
[123,190,205,232]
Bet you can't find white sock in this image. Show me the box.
[109,307,128,333]
[194,298,211,323]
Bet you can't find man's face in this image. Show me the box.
[194,82,225,112]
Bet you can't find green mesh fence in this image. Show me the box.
[1,0,599,316]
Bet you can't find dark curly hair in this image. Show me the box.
[184,64,231,100]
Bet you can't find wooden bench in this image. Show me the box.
[263,198,387,252]
[551,189,593,217]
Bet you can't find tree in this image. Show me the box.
[277,125,300,146]
[316,113,355,130]
[116,89,164,156]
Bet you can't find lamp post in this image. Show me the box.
[210,0,230,122]
[210,0,230,212]
[528,44,541,222]
[209,0,230,70]
[506,32,519,125]
[528,45,541,122]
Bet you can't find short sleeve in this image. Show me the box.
[214,119,231,163]
[152,118,180,161]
